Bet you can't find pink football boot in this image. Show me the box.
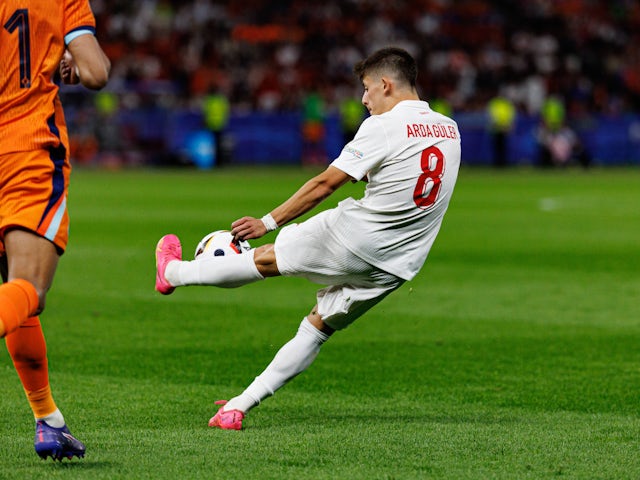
[155,234,182,295]
[208,400,245,430]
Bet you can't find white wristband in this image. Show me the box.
[261,213,278,232]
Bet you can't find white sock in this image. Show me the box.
[166,249,264,288]
[224,317,330,413]
[37,409,65,428]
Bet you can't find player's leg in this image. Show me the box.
[208,280,400,430]
[209,307,333,430]
[1,150,84,460]
[6,314,85,460]
[3,238,61,425]
[210,284,403,429]
[5,316,54,419]
[155,235,275,294]
[0,278,39,338]
[4,228,59,313]
[3,239,55,414]
[0,229,57,337]
[2,229,85,460]
[0,149,69,335]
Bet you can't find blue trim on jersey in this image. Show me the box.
[39,114,66,235]
[64,26,95,45]
[39,145,66,238]
[44,195,66,242]
[46,111,61,140]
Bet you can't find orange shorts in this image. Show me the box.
[0,146,71,255]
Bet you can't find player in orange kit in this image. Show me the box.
[0,0,110,461]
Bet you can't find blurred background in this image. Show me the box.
[61,0,640,168]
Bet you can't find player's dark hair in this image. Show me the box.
[354,47,417,88]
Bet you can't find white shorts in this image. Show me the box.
[274,209,404,330]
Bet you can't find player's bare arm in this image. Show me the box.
[65,34,110,90]
[231,166,352,241]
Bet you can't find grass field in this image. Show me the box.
[1,166,639,479]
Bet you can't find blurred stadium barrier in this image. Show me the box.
[64,105,640,167]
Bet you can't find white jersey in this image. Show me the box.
[329,100,461,280]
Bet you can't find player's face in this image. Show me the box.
[361,75,386,115]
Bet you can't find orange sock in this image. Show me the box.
[5,316,58,418]
[0,279,39,338]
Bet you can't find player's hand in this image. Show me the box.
[59,50,80,85]
[230,216,267,241]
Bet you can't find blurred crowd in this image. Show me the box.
[60,0,640,166]
[87,0,640,116]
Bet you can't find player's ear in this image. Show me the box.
[381,76,392,95]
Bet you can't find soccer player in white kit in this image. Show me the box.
[155,47,461,430]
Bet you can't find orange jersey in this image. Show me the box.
[0,0,96,154]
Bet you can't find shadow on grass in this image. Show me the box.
[39,460,119,470]
[246,409,522,430]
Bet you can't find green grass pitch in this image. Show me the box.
[1,166,639,479]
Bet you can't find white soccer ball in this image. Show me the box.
[194,230,251,259]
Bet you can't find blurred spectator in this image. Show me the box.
[202,90,231,165]
[487,94,517,167]
[537,97,591,168]
[429,97,453,118]
[301,91,326,165]
[93,91,125,167]
[339,96,366,145]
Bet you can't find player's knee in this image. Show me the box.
[33,292,47,316]
[307,307,335,335]
[27,283,49,316]
[253,244,281,277]
[8,277,47,316]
